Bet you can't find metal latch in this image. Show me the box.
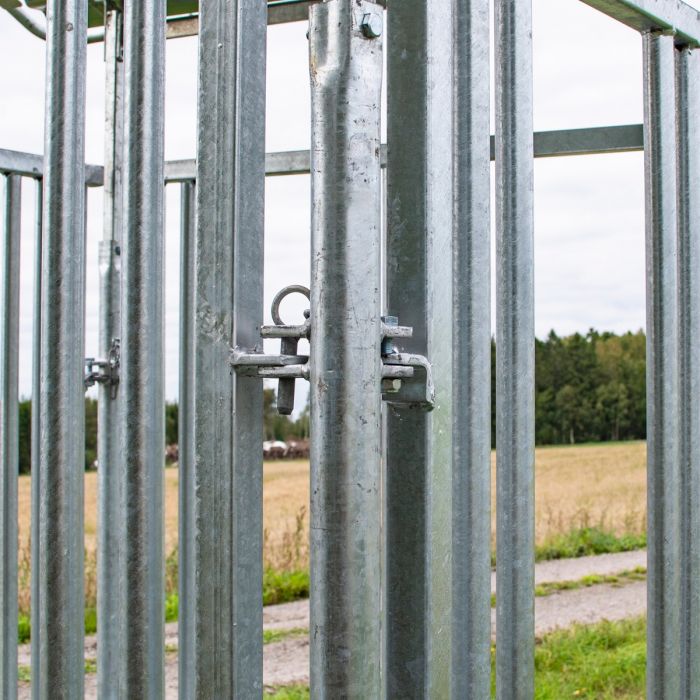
[268,285,311,415]
[85,338,120,398]
[230,285,435,412]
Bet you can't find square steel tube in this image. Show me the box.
[0,174,20,699]
[308,1,383,695]
[187,0,267,696]
[385,0,454,695]
[33,0,88,695]
[494,0,536,697]
[643,30,682,698]
[676,44,700,699]
[580,0,700,47]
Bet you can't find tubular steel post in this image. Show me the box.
[190,0,266,695]
[677,44,700,700]
[97,9,124,697]
[178,180,196,698]
[120,0,166,694]
[0,175,20,699]
[35,0,88,695]
[495,1,535,698]
[309,1,383,695]
[452,0,492,697]
[384,0,454,696]
[30,178,42,700]
[643,30,682,699]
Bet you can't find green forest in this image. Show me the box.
[15,329,645,473]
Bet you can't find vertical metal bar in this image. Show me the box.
[644,30,682,699]
[452,0,492,697]
[97,9,124,697]
[35,0,88,695]
[644,31,682,700]
[30,177,42,700]
[677,44,700,700]
[0,175,20,700]
[120,0,166,695]
[495,1,535,698]
[178,180,196,698]
[308,1,383,696]
[385,0,454,695]
[191,0,266,695]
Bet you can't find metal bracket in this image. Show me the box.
[382,353,435,410]
[230,288,434,412]
[85,337,120,398]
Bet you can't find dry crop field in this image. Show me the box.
[16,440,647,562]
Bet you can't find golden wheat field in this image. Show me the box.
[17,440,646,555]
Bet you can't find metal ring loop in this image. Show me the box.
[271,284,311,326]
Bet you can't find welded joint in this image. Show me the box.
[644,27,677,37]
[85,338,120,398]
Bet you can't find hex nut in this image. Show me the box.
[361,12,383,39]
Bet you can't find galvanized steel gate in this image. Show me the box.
[1,0,699,698]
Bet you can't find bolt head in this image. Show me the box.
[361,12,383,39]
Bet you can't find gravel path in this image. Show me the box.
[262,549,647,634]
[17,549,648,697]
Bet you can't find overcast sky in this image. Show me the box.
[1,0,694,404]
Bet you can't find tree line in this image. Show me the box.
[14,329,645,473]
[529,329,645,445]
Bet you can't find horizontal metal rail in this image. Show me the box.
[4,0,380,39]
[168,124,646,178]
[579,0,700,47]
[10,0,698,41]
[2,1,105,43]
[0,124,648,188]
[0,149,103,185]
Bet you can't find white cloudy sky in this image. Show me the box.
[1,0,696,404]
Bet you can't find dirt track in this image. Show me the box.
[18,549,648,697]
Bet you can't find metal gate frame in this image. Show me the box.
[1,0,699,697]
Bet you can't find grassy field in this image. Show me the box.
[13,440,647,629]
[16,440,647,556]
[262,441,648,560]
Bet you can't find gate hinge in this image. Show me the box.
[85,338,120,398]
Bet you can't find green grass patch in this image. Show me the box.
[531,617,645,698]
[19,607,98,645]
[266,684,310,699]
[165,593,179,623]
[19,658,99,683]
[535,567,646,597]
[488,527,647,568]
[263,568,309,606]
[264,627,307,645]
[266,617,647,699]
[18,614,30,645]
[491,567,646,607]
[84,607,97,636]
[534,527,646,563]
[17,570,308,645]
